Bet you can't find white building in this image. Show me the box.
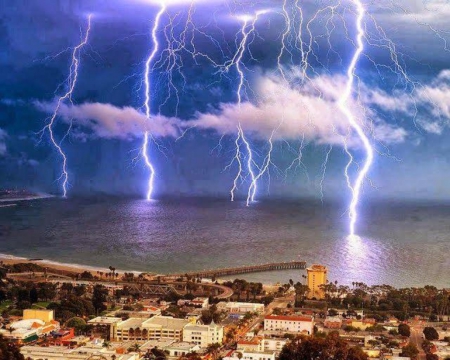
[237,337,287,353]
[264,315,314,334]
[0,318,59,344]
[21,345,138,360]
[165,341,201,357]
[183,321,224,348]
[115,316,189,341]
[222,302,265,314]
[262,338,288,352]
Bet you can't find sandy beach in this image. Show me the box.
[0,253,131,278]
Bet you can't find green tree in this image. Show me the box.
[92,285,108,314]
[398,323,411,337]
[29,287,38,304]
[423,327,439,341]
[278,332,368,360]
[400,343,419,360]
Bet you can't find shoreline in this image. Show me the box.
[0,253,279,288]
[0,253,145,278]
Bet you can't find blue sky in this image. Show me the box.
[1,0,450,201]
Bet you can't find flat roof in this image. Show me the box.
[88,316,122,325]
[117,318,146,329]
[143,316,189,330]
[265,315,313,322]
[166,341,200,350]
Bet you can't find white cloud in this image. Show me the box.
[35,102,181,140]
[189,73,408,146]
[34,73,409,148]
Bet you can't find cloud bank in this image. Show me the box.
[35,72,411,148]
[190,74,408,147]
[35,102,181,139]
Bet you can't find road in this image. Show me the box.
[410,326,426,360]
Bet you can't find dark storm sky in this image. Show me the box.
[1,0,450,201]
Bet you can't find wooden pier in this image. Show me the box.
[172,261,307,278]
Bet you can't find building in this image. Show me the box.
[88,316,123,340]
[177,297,209,309]
[324,316,342,329]
[264,315,314,335]
[183,321,224,348]
[165,342,201,357]
[262,338,288,352]
[21,344,138,360]
[114,316,189,342]
[0,310,59,344]
[237,337,263,352]
[221,302,265,315]
[23,309,54,322]
[306,264,328,299]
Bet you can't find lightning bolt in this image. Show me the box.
[143,5,166,201]
[42,15,92,197]
[337,1,373,239]
[228,11,267,204]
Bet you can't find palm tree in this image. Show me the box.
[206,343,221,360]
[128,343,140,353]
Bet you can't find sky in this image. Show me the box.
[1,0,450,201]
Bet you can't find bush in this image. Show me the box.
[423,327,439,341]
[398,324,411,337]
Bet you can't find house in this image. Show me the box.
[264,315,314,334]
[324,316,342,329]
[220,302,265,314]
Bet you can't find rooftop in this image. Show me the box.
[143,316,189,330]
[88,316,122,325]
[265,315,313,322]
[117,318,146,329]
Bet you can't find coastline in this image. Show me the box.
[0,253,142,277]
[0,253,278,288]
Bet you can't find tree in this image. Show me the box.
[0,335,24,360]
[206,343,221,360]
[29,287,38,304]
[278,333,368,360]
[426,354,439,360]
[66,317,87,333]
[398,323,411,337]
[92,285,108,314]
[423,327,439,341]
[400,343,419,360]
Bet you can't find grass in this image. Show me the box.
[31,301,50,309]
[0,300,13,311]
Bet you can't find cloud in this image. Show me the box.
[34,72,409,148]
[189,73,408,147]
[0,129,7,156]
[35,102,181,140]
[363,69,450,134]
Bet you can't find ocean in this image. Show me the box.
[0,196,449,288]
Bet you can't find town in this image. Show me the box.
[0,261,449,360]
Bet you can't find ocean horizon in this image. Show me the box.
[1,196,449,288]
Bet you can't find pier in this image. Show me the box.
[172,261,307,278]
